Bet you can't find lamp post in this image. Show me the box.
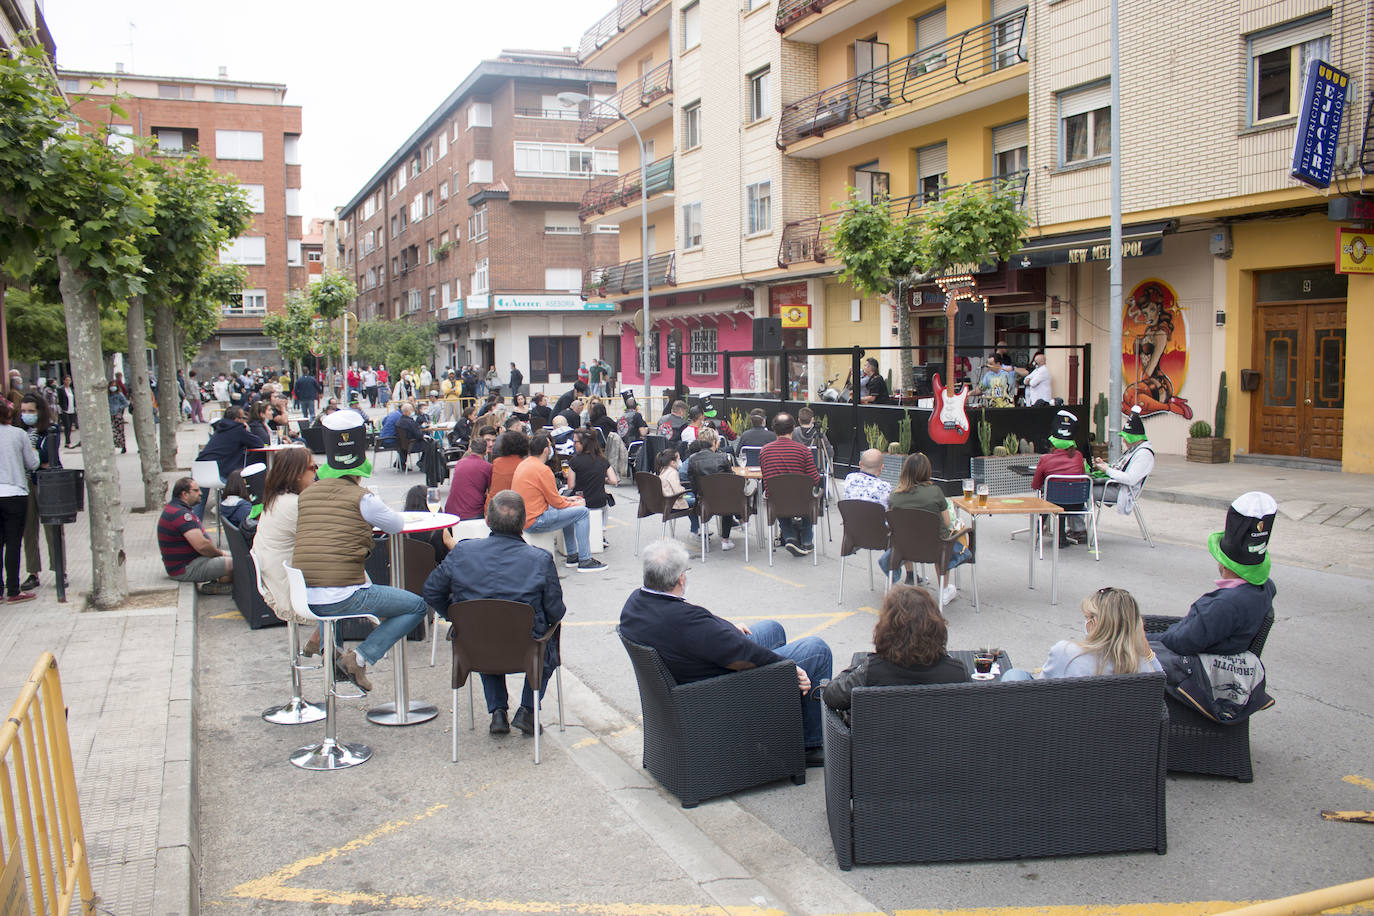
[558,91,652,416]
[340,309,354,403]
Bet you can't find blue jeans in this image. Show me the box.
[878,541,971,578]
[1000,668,1034,681]
[778,516,812,548]
[528,504,590,559]
[482,668,554,713]
[309,584,426,667]
[746,620,832,749]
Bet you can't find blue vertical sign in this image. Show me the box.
[1290,59,1349,189]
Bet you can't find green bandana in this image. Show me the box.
[1048,435,1076,450]
[1120,432,1147,445]
[317,458,373,479]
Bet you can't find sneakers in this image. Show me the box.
[198,581,233,595]
[335,650,373,693]
[6,593,35,603]
[577,557,608,573]
[940,583,958,606]
[720,539,736,551]
[19,575,39,591]
[564,554,580,568]
[784,540,813,557]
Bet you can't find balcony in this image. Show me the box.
[777,171,1027,267]
[583,251,676,298]
[776,8,1028,155]
[578,0,671,65]
[577,61,673,144]
[775,0,898,42]
[578,155,675,223]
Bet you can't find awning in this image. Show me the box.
[1009,220,1174,270]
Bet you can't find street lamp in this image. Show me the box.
[340,309,354,403]
[558,91,652,417]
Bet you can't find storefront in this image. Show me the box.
[441,293,615,387]
[615,289,756,397]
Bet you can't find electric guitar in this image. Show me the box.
[929,373,971,444]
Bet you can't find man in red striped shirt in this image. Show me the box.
[759,414,820,556]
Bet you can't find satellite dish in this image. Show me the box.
[631,309,644,333]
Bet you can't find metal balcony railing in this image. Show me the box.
[776,7,1028,149]
[578,155,675,220]
[578,0,664,60]
[576,61,673,142]
[777,172,1028,267]
[775,0,843,32]
[583,251,676,298]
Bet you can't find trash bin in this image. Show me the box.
[35,468,84,525]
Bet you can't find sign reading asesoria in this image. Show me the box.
[1290,59,1349,189]
[492,295,615,311]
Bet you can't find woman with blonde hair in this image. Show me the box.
[1002,586,1162,680]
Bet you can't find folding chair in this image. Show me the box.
[1094,475,1156,548]
[694,473,753,562]
[1042,474,1100,561]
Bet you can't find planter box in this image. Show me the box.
[970,454,1040,496]
[1186,437,1231,464]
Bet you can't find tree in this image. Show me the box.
[308,272,357,379]
[0,48,157,607]
[3,285,70,363]
[354,318,436,375]
[262,290,316,372]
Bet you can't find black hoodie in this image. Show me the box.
[196,416,267,479]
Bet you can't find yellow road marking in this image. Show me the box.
[742,565,806,588]
[571,736,599,749]
[857,605,880,616]
[209,611,240,620]
[796,612,855,639]
[1343,774,1374,792]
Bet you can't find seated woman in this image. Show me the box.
[219,469,255,534]
[247,401,273,444]
[823,586,966,712]
[252,446,318,638]
[656,449,698,535]
[567,429,617,547]
[510,394,531,426]
[485,428,528,513]
[882,452,971,604]
[1002,586,1162,680]
[403,484,453,564]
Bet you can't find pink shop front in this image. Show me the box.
[615,294,756,397]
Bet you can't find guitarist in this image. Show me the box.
[858,358,889,404]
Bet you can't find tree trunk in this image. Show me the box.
[56,255,128,608]
[153,303,180,471]
[895,290,915,393]
[125,295,164,510]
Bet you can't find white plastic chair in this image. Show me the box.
[191,459,226,545]
[251,548,325,726]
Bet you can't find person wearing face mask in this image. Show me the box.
[108,381,130,454]
[17,394,62,592]
[1000,586,1161,680]
[57,376,78,448]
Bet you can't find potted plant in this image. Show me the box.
[1185,372,1231,463]
[971,428,1041,496]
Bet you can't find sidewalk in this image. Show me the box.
[1146,453,1374,528]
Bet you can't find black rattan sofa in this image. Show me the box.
[823,672,1168,868]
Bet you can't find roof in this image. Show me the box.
[337,55,614,216]
[56,68,289,94]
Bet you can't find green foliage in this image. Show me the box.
[1002,432,1020,455]
[993,446,1008,457]
[1215,371,1227,439]
[355,319,437,374]
[4,286,69,363]
[897,412,912,455]
[864,422,886,451]
[1189,420,1213,439]
[917,177,1030,272]
[309,272,357,321]
[262,290,318,367]
[828,192,923,298]
[977,408,993,456]
[727,408,746,438]
[1093,393,1108,441]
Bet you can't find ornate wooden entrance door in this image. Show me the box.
[1253,302,1346,459]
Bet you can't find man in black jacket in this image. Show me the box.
[194,407,267,519]
[686,427,739,551]
[553,380,588,415]
[423,490,565,736]
[508,363,524,396]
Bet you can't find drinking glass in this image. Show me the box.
[426,487,441,513]
[962,478,975,501]
[976,483,989,507]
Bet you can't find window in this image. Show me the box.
[468,102,492,128]
[682,202,702,248]
[410,155,420,178]
[363,197,376,220]
[682,101,702,150]
[427,238,437,263]
[545,267,582,292]
[469,205,488,240]
[915,8,947,54]
[746,181,771,234]
[438,133,448,158]
[1249,15,1331,124]
[438,182,449,204]
[285,188,302,216]
[513,142,617,177]
[396,165,407,193]
[391,215,399,238]
[916,142,947,204]
[472,258,490,295]
[409,193,423,223]
[407,290,422,313]
[439,230,450,247]
[60,77,80,93]
[544,210,581,234]
[689,327,717,375]
[682,2,701,50]
[852,162,889,203]
[425,144,434,168]
[528,337,582,384]
[745,0,768,9]
[153,128,186,154]
[1059,82,1111,165]
[224,289,267,316]
[400,208,409,231]
[283,134,301,165]
[106,124,134,154]
[747,67,770,122]
[241,183,266,213]
[215,130,263,160]
[214,87,237,102]
[308,249,322,263]
[220,236,267,265]
[424,191,434,216]
[993,120,1029,176]
[992,0,1026,69]
[539,94,582,120]
[469,159,493,184]
[158,83,192,99]
[287,239,303,266]
[428,287,437,313]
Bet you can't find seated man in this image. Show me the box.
[685,427,739,550]
[549,415,577,458]
[759,413,820,556]
[619,539,832,766]
[293,411,427,693]
[378,404,403,442]
[1033,410,1089,546]
[423,490,565,736]
[444,435,492,521]
[556,397,583,429]
[735,409,776,452]
[196,406,268,480]
[158,477,233,594]
[842,448,891,508]
[791,406,832,470]
[393,402,426,471]
[513,432,607,573]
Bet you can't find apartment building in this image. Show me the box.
[1024,0,1373,468]
[302,217,334,284]
[336,50,619,384]
[60,66,305,374]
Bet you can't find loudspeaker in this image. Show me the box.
[752,316,783,350]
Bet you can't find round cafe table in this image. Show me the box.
[366,510,459,727]
[246,442,302,471]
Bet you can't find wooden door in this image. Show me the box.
[1253,302,1345,459]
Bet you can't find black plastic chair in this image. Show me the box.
[886,507,978,613]
[764,473,824,567]
[633,471,696,554]
[694,472,753,562]
[837,499,889,605]
[222,520,282,629]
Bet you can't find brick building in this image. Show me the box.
[60,66,305,374]
[336,50,619,385]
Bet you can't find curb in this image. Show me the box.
[1141,487,1233,511]
[151,583,199,916]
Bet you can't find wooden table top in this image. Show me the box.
[731,466,762,479]
[952,495,1062,516]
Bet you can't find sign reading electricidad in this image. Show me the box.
[1290,59,1349,189]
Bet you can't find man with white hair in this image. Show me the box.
[619,539,833,766]
[842,448,891,507]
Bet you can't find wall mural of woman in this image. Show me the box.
[1121,278,1193,420]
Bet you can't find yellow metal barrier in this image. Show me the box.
[0,653,95,916]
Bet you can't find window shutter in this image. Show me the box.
[1059,82,1111,118]
[993,120,1028,152]
[1251,15,1330,57]
[991,0,1021,17]
[917,143,948,178]
[916,9,946,52]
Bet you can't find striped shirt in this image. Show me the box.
[157,499,204,576]
[759,435,819,494]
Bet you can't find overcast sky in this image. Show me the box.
[45,0,613,221]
